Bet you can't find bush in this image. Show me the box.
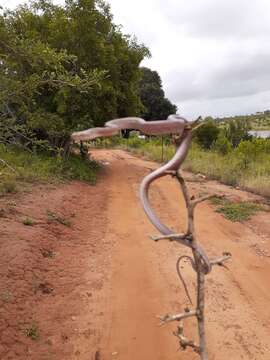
[112,135,270,198]
[212,133,232,155]
[0,144,99,197]
[193,121,219,149]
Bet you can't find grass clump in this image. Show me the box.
[210,197,262,222]
[23,217,35,226]
[0,178,17,196]
[47,210,71,227]
[25,323,39,340]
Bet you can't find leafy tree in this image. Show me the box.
[139,67,177,120]
[225,118,251,147]
[213,132,232,155]
[235,138,270,169]
[193,120,220,149]
[0,0,149,153]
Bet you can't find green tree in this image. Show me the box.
[193,120,220,149]
[213,132,232,155]
[0,0,149,152]
[139,67,177,120]
[225,118,251,147]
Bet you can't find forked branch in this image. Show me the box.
[155,171,231,360]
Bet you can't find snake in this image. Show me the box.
[71,115,211,274]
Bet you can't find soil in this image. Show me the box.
[0,149,269,360]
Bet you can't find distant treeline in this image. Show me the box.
[205,110,270,131]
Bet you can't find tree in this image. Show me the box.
[225,118,251,147]
[193,120,219,149]
[0,0,150,152]
[212,132,232,155]
[139,67,177,120]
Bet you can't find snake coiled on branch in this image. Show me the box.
[71,115,211,274]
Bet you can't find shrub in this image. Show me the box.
[0,144,99,197]
[212,133,232,155]
[193,121,219,149]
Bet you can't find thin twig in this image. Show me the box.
[158,309,197,325]
[0,158,17,173]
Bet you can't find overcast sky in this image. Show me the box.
[2,0,270,119]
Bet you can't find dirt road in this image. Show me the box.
[0,149,270,360]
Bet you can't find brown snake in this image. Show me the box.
[71,115,211,274]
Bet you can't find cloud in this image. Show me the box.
[158,0,270,39]
[166,51,270,102]
[3,0,270,117]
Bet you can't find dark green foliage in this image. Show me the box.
[0,0,149,150]
[139,67,177,120]
[193,120,220,149]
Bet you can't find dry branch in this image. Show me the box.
[152,171,232,360]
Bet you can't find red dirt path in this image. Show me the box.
[0,149,270,360]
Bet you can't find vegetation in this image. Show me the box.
[0,0,149,151]
[109,125,270,198]
[46,210,71,227]
[184,139,270,197]
[23,217,35,226]
[25,323,39,340]
[139,67,177,120]
[193,120,220,149]
[0,144,99,196]
[217,110,270,131]
[210,197,263,222]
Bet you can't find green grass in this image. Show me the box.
[210,197,263,222]
[183,144,270,197]
[111,135,270,198]
[0,144,99,196]
[23,217,35,226]
[25,323,39,340]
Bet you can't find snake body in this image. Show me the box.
[71,115,211,273]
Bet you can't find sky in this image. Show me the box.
[2,0,270,119]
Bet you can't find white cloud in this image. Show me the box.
[3,0,270,118]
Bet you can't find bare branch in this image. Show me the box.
[174,324,200,353]
[191,194,224,209]
[158,309,197,325]
[150,233,188,241]
[211,252,232,266]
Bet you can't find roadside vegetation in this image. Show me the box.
[210,196,264,222]
[0,144,99,196]
[0,0,178,196]
[106,117,270,198]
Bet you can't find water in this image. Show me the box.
[248,130,270,139]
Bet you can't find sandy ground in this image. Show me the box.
[0,148,270,360]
